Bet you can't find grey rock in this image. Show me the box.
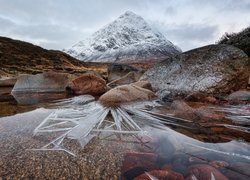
[141,44,249,94]
[227,90,250,101]
[107,63,139,82]
[156,89,173,103]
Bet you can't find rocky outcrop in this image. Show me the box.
[66,74,106,95]
[98,84,155,107]
[141,44,249,95]
[107,63,140,82]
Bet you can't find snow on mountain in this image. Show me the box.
[65,11,181,63]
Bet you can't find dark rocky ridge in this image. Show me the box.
[0,36,88,76]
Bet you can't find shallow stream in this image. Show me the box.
[0,95,249,179]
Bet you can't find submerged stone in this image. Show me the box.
[186,164,228,180]
[134,169,184,180]
[122,152,158,179]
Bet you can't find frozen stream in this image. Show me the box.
[0,95,249,179]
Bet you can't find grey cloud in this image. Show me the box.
[164,24,218,41]
[0,0,249,51]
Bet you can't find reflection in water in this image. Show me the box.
[0,95,249,179]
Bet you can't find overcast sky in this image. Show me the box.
[0,0,249,51]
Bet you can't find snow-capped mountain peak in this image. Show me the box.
[65,11,181,63]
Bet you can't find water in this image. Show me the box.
[0,95,249,179]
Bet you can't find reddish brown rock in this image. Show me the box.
[135,169,184,180]
[171,100,194,112]
[121,152,157,179]
[186,164,228,180]
[67,74,106,95]
[194,107,226,122]
[98,84,155,107]
[185,92,216,103]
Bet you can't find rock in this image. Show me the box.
[141,44,249,95]
[11,72,75,104]
[209,160,229,168]
[171,100,193,112]
[131,80,152,90]
[223,162,250,180]
[66,74,106,95]
[0,87,14,101]
[134,169,184,180]
[135,136,159,153]
[121,152,158,179]
[185,92,216,103]
[12,72,75,93]
[228,162,250,177]
[0,80,16,103]
[227,90,250,101]
[107,71,142,88]
[0,77,17,87]
[186,164,228,180]
[194,107,225,122]
[98,84,156,107]
[107,63,140,82]
[156,89,173,103]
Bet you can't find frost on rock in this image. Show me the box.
[31,96,192,156]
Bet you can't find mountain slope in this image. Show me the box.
[65,11,181,63]
[0,36,88,76]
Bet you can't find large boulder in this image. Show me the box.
[141,44,249,95]
[98,84,155,107]
[66,74,106,95]
[11,71,75,104]
[12,72,75,93]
